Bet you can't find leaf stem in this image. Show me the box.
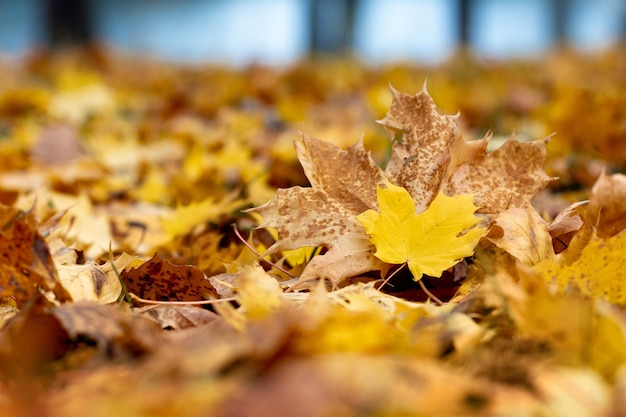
[109,248,134,309]
[231,223,296,278]
[378,263,406,290]
[418,279,444,306]
[129,293,238,305]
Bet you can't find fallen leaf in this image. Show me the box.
[444,135,554,214]
[0,295,69,378]
[534,231,626,306]
[136,305,222,330]
[161,194,242,237]
[587,171,626,238]
[379,84,459,212]
[0,204,70,306]
[357,182,486,280]
[546,200,586,254]
[295,133,385,214]
[235,265,284,319]
[56,253,142,304]
[50,301,161,357]
[486,205,555,265]
[121,254,218,302]
[254,186,386,286]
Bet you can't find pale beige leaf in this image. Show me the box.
[486,205,555,265]
[56,253,142,304]
[588,170,626,238]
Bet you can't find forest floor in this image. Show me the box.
[0,46,625,416]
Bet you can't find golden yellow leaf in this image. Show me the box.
[357,182,486,280]
[535,231,626,305]
[161,194,242,237]
[235,265,283,320]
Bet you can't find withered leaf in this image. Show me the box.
[444,136,554,214]
[547,200,586,254]
[379,84,459,212]
[250,134,388,286]
[0,204,71,306]
[56,253,141,304]
[587,171,626,238]
[0,295,69,378]
[121,254,218,302]
[50,301,161,357]
[137,305,222,330]
[486,205,555,265]
[295,134,385,214]
[252,186,386,286]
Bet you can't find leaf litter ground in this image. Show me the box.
[1,47,626,416]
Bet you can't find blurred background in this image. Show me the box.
[0,0,625,65]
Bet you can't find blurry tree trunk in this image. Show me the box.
[458,0,472,46]
[552,0,569,46]
[46,0,93,47]
[309,0,357,54]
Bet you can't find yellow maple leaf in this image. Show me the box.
[161,194,242,237]
[535,231,626,305]
[357,182,486,280]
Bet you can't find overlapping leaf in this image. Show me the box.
[357,183,486,280]
[250,135,388,286]
[252,85,552,287]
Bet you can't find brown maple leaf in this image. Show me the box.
[380,84,459,212]
[443,134,554,214]
[380,85,553,214]
[250,135,388,286]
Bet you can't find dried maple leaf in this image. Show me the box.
[250,134,388,286]
[379,84,459,212]
[295,134,384,214]
[443,135,554,214]
[357,182,486,280]
[121,254,218,302]
[380,85,553,214]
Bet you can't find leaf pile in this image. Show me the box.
[0,47,625,416]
